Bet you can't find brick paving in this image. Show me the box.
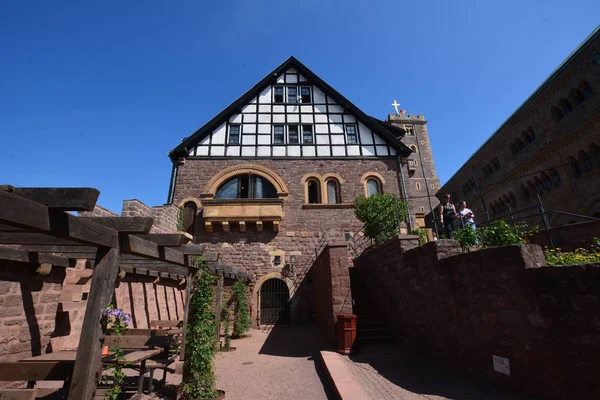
[330,344,526,400]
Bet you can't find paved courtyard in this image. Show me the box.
[214,325,335,400]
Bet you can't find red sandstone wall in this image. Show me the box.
[354,239,600,399]
[529,219,600,251]
[0,262,65,362]
[312,243,352,346]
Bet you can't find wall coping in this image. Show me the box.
[353,234,420,261]
[326,242,349,248]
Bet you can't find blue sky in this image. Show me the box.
[1,1,599,213]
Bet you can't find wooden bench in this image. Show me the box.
[149,320,182,329]
[104,335,176,392]
[0,361,73,399]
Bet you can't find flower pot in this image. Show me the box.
[101,345,110,356]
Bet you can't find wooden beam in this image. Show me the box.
[119,263,191,277]
[77,217,154,234]
[69,247,120,400]
[0,232,78,245]
[179,244,206,255]
[0,186,100,211]
[0,190,118,248]
[133,233,188,247]
[0,246,75,268]
[119,234,189,266]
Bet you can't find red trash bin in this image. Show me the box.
[336,314,357,355]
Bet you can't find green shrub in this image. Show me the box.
[180,258,219,400]
[453,220,537,249]
[545,237,600,265]
[409,228,428,246]
[221,305,232,351]
[354,194,408,245]
[177,206,185,231]
[232,280,251,339]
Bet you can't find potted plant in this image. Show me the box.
[179,259,225,399]
[100,304,131,400]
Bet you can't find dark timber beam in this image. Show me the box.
[0,190,117,248]
[0,186,100,211]
[69,247,120,399]
[119,234,188,266]
[133,233,191,247]
[77,217,154,234]
[0,246,75,268]
[179,244,207,255]
[119,264,189,278]
[0,232,78,245]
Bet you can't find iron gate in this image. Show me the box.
[259,278,289,325]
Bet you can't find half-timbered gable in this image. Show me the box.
[169,57,411,160]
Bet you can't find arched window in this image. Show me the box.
[580,81,594,99]
[551,106,563,122]
[527,127,536,141]
[182,201,197,234]
[522,132,533,145]
[541,172,552,190]
[307,179,321,204]
[410,145,418,153]
[493,157,501,171]
[559,98,573,116]
[510,143,518,155]
[216,174,278,199]
[579,150,593,172]
[516,138,525,151]
[520,184,530,200]
[326,179,341,204]
[568,156,582,177]
[366,178,382,197]
[534,177,545,194]
[509,192,517,208]
[551,169,561,185]
[415,182,421,190]
[527,181,537,195]
[570,88,585,107]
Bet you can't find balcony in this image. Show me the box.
[201,198,284,232]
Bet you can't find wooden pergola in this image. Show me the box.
[0,186,250,399]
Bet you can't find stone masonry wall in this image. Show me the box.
[312,243,353,347]
[173,158,401,325]
[0,262,65,363]
[529,219,600,251]
[354,239,600,399]
[121,199,179,233]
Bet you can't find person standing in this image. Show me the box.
[457,201,476,230]
[438,194,457,238]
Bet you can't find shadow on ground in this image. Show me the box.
[258,323,327,357]
[350,344,534,400]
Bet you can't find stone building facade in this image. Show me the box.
[439,27,600,227]
[167,57,440,326]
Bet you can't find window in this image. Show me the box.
[535,178,545,194]
[559,99,573,116]
[551,106,563,122]
[345,125,358,144]
[551,170,561,185]
[216,174,278,199]
[274,86,284,103]
[571,88,585,107]
[366,178,381,197]
[302,125,314,143]
[307,179,321,204]
[579,150,593,172]
[521,184,530,200]
[410,145,418,153]
[590,143,600,165]
[182,201,197,234]
[404,125,414,135]
[527,127,536,141]
[581,81,594,99]
[300,87,311,103]
[287,87,298,103]
[326,179,341,204]
[288,125,299,144]
[273,125,284,144]
[228,125,240,144]
[516,138,525,151]
[416,182,421,190]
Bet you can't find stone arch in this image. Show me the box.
[251,272,294,327]
[360,172,386,185]
[177,196,202,208]
[301,174,323,204]
[203,164,289,199]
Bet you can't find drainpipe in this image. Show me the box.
[167,159,179,204]
[397,155,413,231]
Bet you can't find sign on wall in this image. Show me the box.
[492,355,511,375]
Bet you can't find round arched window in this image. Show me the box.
[366,178,381,197]
[216,174,278,199]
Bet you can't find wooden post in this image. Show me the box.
[179,271,194,360]
[68,246,120,400]
[214,275,224,340]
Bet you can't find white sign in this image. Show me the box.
[493,355,511,375]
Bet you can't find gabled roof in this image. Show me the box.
[168,56,412,159]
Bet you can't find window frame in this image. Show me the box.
[287,87,298,103]
[288,125,300,144]
[365,178,382,198]
[306,179,321,204]
[302,125,314,144]
[273,125,285,144]
[273,86,284,103]
[228,125,241,144]
[300,86,312,103]
[345,124,358,144]
[325,178,341,204]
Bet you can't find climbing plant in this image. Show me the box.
[232,279,251,339]
[177,206,185,232]
[221,305,232,351]
[354,194,408,245]
[100,305,131,400]
[180,257,219,400]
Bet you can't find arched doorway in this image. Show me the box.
[260,278,289,325]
